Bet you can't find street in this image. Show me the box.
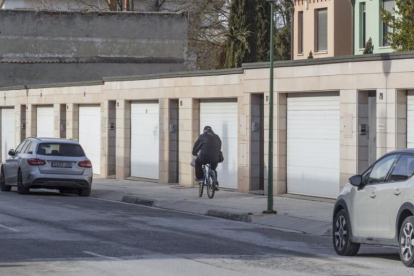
[0,189,408,276]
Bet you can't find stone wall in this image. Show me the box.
[0,10,188,87]
[1,52,414,198]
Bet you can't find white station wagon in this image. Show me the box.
[0,138,93,196]
[333,149,414,266]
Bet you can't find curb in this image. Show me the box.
[121,195,252,223]
[206,210,252,222]
[122,196,155,207]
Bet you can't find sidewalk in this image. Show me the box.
[92,178,334,236]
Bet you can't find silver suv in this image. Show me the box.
[333,149,414,267]
[0,138,93,196]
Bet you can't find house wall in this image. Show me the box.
[354,0,395,55]
[293,0,352,60]
[1,53,414,198]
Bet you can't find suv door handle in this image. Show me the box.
[370,192,376,199]
[394,188,401,196]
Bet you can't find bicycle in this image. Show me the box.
[198,164,217,199]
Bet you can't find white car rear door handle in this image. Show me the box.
[370,193,376,198]
[394,189,401,196]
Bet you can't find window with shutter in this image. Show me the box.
[317,9,327,52]
[382,0,395,46]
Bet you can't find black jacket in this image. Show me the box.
[192,131,222,164]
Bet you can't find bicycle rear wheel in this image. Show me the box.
[207,170,216,199]
[199,183,204,197]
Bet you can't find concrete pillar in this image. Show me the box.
[103,100,116,178]
[66,104,79,141]
[340,90,358,191]
[115,100,131,180]
[26,104,37,138]
[99,103,106,178]
[238,94,250,192]
[178,98,199,187]
[263,91,281,196]
[159,98,169,183]
[53,104,65,139]
[169,99,179,183]
[276,93,287,195]
[376,89,407,157]
[13,104,26,149]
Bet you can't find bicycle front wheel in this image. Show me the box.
[199,182,204,197]
[207,170,216,199]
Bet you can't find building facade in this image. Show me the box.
[0,52,414,199]
[354,0,396,55]
[293,0,353,60]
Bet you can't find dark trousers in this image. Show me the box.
[195,156,218,179]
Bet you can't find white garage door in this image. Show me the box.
[37,106,54,138]
[200,100,238,189]
[131,102,159,179]
[1,108,15,162]
[287,93,340,198]
[79,106,101,175]
[407,91,414,148]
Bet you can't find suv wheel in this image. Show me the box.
[17,171,29,195]
[0,168,11,192]
[333,209,360,256]
[399,216,414,267]
[78,186,91,197]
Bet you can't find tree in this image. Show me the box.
[381,0,414,51]
[256,0,271,62]
[273,0,291,61]
[363,37,374,54]
[223,0,258,68]
[219,0,291,69]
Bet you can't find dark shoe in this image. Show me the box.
[215,182,219,191]
[195,178,204,183]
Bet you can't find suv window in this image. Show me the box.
[22,141,32,153]
[37,143,85,157]
[15,140,28,153]
[368,155,398,185]
[389,154,414,182]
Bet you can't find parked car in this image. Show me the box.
[0,138,93,196]
[333,149,414,267]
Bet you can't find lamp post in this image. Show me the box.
[264,0,277,214]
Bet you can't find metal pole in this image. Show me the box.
[264,2,276,214]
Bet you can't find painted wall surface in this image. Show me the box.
[1,0,107,10]
[293,0,352,60]
[354,0,395,55]
[0,10,188,87]
[1,0,188,11]
[0,63,187,87]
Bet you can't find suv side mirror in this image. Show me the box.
[8,149,15,157]
[349,175,363,187]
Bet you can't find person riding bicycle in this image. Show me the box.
[192,126,222,190]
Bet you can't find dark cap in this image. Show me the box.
[203,126,212,132]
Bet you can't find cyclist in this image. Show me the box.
[192,126,222,190]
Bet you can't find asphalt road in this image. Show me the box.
[0,189,409,276]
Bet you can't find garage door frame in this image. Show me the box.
[79,105,102,175]
[36,105,54,138]
[286,92,340,198]
[1,108,16,162]
[130,101,160,180]
[199,99,238,190]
